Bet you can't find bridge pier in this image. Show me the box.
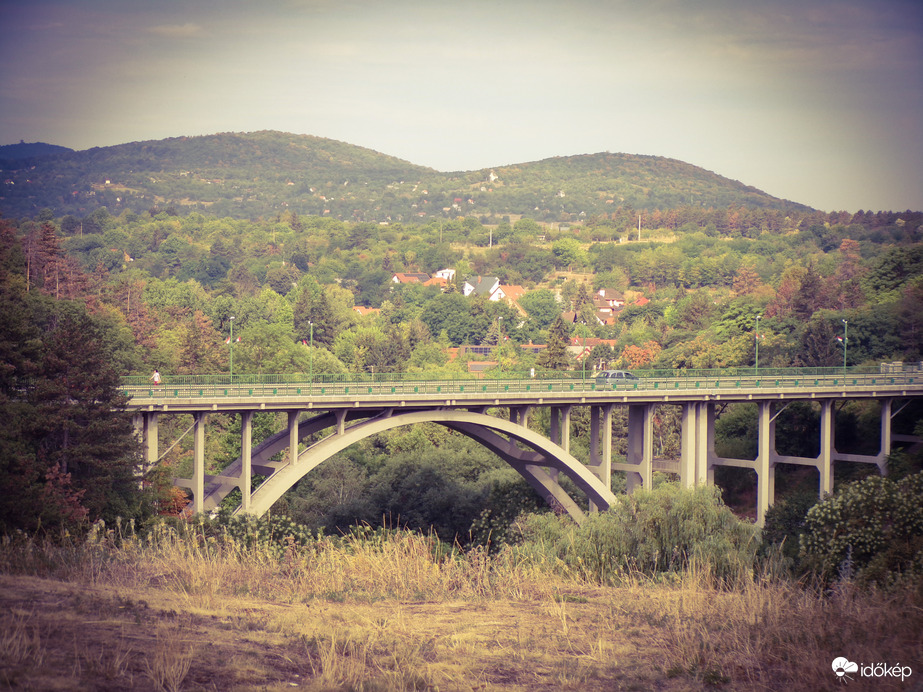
[549,405,571,453]
[679,402,714,488]
[287,411,299,467]
[756,401,773,527]
[588,405,613,512]
[613,404,653,492]
[132,411,159,471]
[193,412,206,515]
[547,405,571,482]
[241,411,253,513]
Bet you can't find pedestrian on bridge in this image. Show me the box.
[150,370,161,386]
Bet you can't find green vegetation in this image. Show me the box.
[1,177,922,540]
[1,132,922,689]
[516,484,761,586]
[0,131,811,221]
[799,471,923,586]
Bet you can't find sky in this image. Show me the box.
[1,0,921,212]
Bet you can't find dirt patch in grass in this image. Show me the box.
[0,574,689,691]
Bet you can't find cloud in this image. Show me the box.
[147,23,204,38]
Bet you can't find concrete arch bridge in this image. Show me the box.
[125,367,923,526]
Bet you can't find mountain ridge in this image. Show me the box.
[0,130,813,220]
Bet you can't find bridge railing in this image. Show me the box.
[120,366,919,401]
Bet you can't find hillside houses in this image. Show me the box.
[390,271,527,311]
[594,288,625,325]
[388,271,647,328]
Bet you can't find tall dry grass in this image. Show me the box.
[1,520,920,690]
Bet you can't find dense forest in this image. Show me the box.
[1,133,922,587]
[2,191,922,544]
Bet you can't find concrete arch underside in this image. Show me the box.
[211,409,617,524]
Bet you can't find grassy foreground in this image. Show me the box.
[1,523,920,691]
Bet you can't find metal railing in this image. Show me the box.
[121,366,920,401]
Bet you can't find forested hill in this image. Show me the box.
[0,140,74,161]
[0,131,811,221]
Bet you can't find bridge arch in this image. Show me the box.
[233,409,617,524]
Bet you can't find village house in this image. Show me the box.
[391,272,431,285]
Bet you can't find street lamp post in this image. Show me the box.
[309,321,314,386]
[582,325,587,382]
[754,314,761,376]
[841,319,848,376]
[497,317,503,377]
[229,316,235,382]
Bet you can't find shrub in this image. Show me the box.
[515,483,761,585]
[799,471,923,586]
[759,488,819,566]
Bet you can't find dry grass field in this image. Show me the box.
[1,525,920,691]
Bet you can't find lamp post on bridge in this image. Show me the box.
[580,324,588,382]
[497,316,503,377]
[309,321,314,386]
[841,319,848,376]
[229,316,235,383]
[754,314,761,376]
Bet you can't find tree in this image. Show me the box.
[265,264,300,295]
[237,322,301,374]
[293,276,336,347]
[792,263,824,320]
[552,237,584,269]
[0,293,152,532]
[620,341,662,368]
[796,317,840,367]
[333,324,410,373]
[176,310,227,374]
[897,279,923,359]
[536,315,571,371]
[732,265,762,295]
[518,289,561,334]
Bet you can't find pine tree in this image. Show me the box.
[28,302,147,525]
[537,315,572,371]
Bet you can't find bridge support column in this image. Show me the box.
[819,400,834,497]
[287,411,299,466]
[588,405,613,512]
[880,398,892,475]
[241,411,253,513]
[510,406,533,427]
[133,412,159,471]
[625,404,653,492]
[548,406,571,482]
[697,403,713,486]
[678,403,715,489]
[756,401,773,527]
[550,406,571,454]
[145,412,159,469]
[680,403,696,488]
[193,412,206,515]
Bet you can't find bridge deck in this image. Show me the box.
[123,370,922,412]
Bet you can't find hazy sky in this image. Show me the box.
[1,0,921,212]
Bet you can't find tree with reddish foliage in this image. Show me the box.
[620,341,662,368]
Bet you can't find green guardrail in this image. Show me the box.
[119,366,923,401]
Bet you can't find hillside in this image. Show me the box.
[0,131,810,220]
[0,140,73,161]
